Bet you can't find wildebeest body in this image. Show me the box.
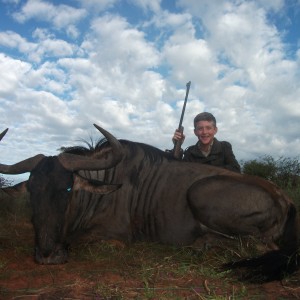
[66,145,233,245]
[0,125,299,281]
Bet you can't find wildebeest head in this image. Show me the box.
[0,125,123,264]
[28,155,73,264]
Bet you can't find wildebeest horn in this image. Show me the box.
[0,154,45,174]
[58,124,123,171]
[0,128,45,174]
[0,128,8,142]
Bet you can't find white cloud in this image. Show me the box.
[36,39,74,58]
[22,61,70,95]
[1,0,300,184]
[87,15,160,70]
[255,0,285,11]
[76,0,119,12]
[164,39,217,85]
[12,0,86,37]
[0,31,37,53]
[129,0,161,13]
[0,29,77,63]
[0,53,31,96]
[2,0,20,3]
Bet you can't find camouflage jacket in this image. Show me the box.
[183,138,241,173]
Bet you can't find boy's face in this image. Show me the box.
[194,120,218,145]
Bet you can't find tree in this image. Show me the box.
[0,175,12,188]
[242,155,300,188]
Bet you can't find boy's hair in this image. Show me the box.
[194,112,216,128]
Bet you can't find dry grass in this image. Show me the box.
[0,193,299,299]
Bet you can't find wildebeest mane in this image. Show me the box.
[60,138,109,155]
[119,139,174,164]
[61,138,175,164]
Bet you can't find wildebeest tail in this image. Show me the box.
[223,203,300,282]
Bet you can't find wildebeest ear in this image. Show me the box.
[73,175,122,195]
[1,181,28,197]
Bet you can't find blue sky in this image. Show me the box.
[1,0,300,183]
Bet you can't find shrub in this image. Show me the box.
[0,175,12,188]
[241,155,300,187]
[241,155,300,210]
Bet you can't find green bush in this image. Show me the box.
[242,155,300,186]
[242,155,277,181]
[241,155,300,210]
[0,176,12,188]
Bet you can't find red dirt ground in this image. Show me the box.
[0,197,300,299]
[1,250,300,299]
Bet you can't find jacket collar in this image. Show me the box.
[196,138,222,154]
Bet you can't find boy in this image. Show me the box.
[172,112,241,173]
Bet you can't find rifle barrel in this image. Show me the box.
[173,81,191,159]
[178,81,191,129]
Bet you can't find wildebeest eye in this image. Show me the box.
[66,187,72,192]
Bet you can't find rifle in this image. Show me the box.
[0,128,8,142]
[173,81,191,159]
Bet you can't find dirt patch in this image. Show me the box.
[1,249,300,299]
[0,197,300,299]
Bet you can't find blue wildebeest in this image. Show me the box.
[0,125,299,282]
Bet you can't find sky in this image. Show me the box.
[1,0,300,183]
